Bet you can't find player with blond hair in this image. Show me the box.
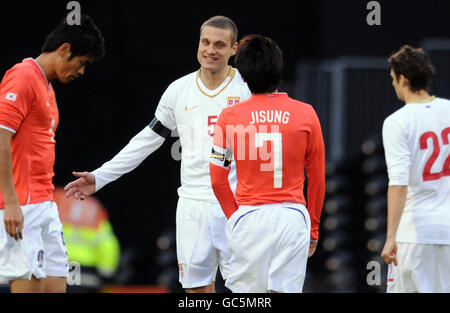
[64,16,251,293]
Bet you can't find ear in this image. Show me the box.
[230,42,238,57]
[57,43,72,59]
[399,74,409,88]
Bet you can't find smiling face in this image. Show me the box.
[54,44,93,83]
[197,26,238,74]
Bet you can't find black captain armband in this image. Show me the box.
[149,117,171,139]
[210,146,233,168]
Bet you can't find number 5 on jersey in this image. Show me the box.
[208,115,218,137]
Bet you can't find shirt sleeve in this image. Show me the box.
[305,107,326,241]
[0,68,33,133]
[154,82,177,131]
[92,126,165,191]
[210,110,238,219]
[382,115,410,186]
[92,81,180,192]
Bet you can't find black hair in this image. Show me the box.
[41,14,105,61]
[388,45,435,92]
[234,34,283,94]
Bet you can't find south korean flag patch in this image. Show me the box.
[6,92,18,102]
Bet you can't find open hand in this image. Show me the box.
[64,171,96,200]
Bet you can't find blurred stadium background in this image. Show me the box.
[0,0,449,292]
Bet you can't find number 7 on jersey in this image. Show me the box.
[255,132,283,188]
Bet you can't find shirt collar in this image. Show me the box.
[23,58,52,94]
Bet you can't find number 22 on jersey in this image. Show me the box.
[420,127,450,181]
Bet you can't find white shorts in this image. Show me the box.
[225,202,311,293]
[0,201,68,283]
[176,198,230,289]
[387,243,450,293]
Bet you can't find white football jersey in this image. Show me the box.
[382,97,450,244]
[155,68,251,201]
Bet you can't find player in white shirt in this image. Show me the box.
[381,45,450,293]
[64,16,251,293]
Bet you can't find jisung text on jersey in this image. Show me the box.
[250,110,290,125]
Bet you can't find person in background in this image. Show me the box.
[54,187,120,293]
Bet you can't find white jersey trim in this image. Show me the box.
[0,125,16,134]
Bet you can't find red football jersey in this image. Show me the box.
[210,93,325,240]
[0,58,59,208]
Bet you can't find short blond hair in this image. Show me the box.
[200,16,238,45]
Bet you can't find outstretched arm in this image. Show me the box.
[64,118,171,199]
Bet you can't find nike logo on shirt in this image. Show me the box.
[185,106,198,112]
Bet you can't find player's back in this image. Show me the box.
[383,97,450,243]
[221,93,323,206]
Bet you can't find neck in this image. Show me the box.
[404,89,434,104]
[35,53,57,82]
[199,65,231,90]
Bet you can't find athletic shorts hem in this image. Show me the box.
[180,278,215,289]
[267,282,302,293]
[0,272,33,283]
[396,240,450,245]
[45,271,68,278]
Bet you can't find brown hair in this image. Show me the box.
[388,45,435,92]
